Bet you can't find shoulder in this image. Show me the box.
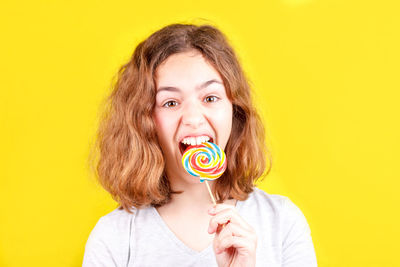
[241,187,312,236]
[255,187,306,214]
[86,206,136,242]
[247,187,288,203]
[82,207,137,266]
[242,188,317,266]
[241,187,292,214]
[99,207,136,229]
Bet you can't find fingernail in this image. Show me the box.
[209,208,215,213]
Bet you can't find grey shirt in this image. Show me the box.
[82,187,317,266]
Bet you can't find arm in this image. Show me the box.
[281,197,318,267]
[82,217,119,267]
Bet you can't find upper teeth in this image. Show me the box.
[181,136,211,146]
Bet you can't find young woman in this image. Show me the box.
[83,23,317,267]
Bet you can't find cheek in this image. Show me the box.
[153,112,166,138]
[153,111,176,141]
[213,104,233,135]
[223,103,233,124]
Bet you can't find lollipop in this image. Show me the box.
[182,141,227,204]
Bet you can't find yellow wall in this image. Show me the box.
[1,0,399,266]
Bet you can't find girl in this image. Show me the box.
[83,23,317,267]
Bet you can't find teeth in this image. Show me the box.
[196,137,202,145]
[181,136,211,146]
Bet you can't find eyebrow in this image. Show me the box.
[156,79,223,93]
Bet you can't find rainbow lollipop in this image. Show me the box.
[182,141,227,204]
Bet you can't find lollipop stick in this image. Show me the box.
[205,180,227,232]
[204,180,216,205]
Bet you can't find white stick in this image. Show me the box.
[204,180,216,205]
[205,179,227,231]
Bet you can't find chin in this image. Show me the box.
[182,173,202,183]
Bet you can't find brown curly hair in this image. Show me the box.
[88,23,272,213]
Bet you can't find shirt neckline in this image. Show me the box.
[151,198,244,257]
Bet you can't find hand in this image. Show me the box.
[208,203,257,267]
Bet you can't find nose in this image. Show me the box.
[181,101,205,128]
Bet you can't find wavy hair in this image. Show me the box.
[88,23,272,213]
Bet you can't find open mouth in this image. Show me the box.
[179,137,214,156]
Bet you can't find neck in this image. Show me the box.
[169,178,216,212]
[157,168,236,215]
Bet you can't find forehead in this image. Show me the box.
[155,51,223,89]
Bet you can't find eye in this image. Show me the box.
[204,95,219,103]
[162,100,178,108]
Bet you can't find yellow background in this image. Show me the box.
[1,0,399,266]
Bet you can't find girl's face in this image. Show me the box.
[153,50,233,183]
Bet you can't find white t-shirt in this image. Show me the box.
[82,187,317,266]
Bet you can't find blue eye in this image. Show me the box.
[163,100,178,108]
[205,96,219,103]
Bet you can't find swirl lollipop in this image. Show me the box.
[182,141,227,204]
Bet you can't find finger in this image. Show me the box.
[215,222,256,243]
[208,205,234,234]
[208,203,235,214]
[208,208,252,234]
[208,213,231,234]
[215,235,256,255]
[213,223,258,255]
[208,204,248,225]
